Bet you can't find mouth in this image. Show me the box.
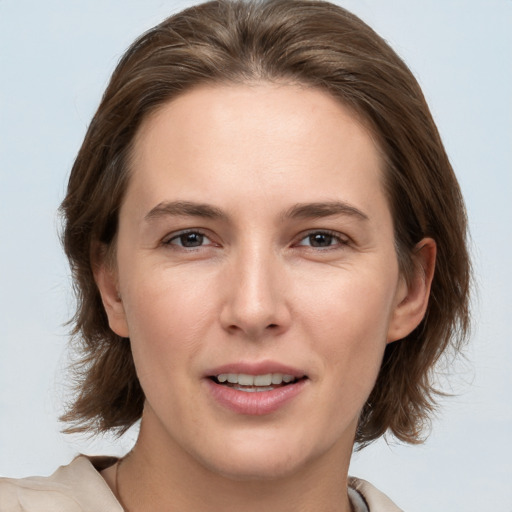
[209,373,307,392]
[204,362,309,414]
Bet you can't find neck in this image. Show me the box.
[115,413,354,512]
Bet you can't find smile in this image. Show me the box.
[212,372,299,392]
[205,366,308,415]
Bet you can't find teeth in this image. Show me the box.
[238,374,254,386]
[216,373,297,386]
[233,385,274,392]
[254,374,272,386]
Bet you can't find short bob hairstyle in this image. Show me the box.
[60,0,471,448]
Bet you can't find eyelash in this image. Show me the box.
[162,229,214,249]
[294,230,350,250]
[162,229,349,251]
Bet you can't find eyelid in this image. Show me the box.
[294,229,350,248]
[162,228,216,247]
[160,228,350,249]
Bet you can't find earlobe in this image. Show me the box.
[387,238,436,343]
[92,244,130,338]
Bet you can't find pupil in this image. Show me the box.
[181,233,203,247]
[310,233,332,247]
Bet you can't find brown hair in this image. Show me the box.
[60,0,471,447]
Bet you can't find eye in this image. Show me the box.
[164,230,212,248]
[296,231,348,248]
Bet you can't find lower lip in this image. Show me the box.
[205,378,308,415]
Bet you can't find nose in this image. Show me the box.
[219,244,291,340]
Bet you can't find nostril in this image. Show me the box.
[267,323,278,329]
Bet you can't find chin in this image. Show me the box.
[193,432,323,482]
[207,454,307,482]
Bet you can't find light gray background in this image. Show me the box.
[1,1,511,510]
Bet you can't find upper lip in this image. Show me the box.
[204,360,307,379]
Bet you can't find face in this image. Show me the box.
[98,83,430,480]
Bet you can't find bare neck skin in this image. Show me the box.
[102,409,354,512]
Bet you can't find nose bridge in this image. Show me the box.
[221,236,289,337]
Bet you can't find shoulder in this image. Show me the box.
[348,477,404,512]
[0,456,122,512]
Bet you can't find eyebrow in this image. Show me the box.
[144,200,369,224]
[144,201,228,222]
[282,201,369,221]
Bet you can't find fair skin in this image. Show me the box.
[96,83,435,512]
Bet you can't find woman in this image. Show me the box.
[0,0,470,510]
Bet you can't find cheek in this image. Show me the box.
[301,264,397,335]
[297,268,397,386]
[120,268,218,380]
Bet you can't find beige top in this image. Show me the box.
[0,456,403,511]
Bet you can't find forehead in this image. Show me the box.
[125,82,388,222]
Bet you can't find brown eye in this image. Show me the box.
[308,233,334,247]
[297,231,345,248]
[167,231,208,248]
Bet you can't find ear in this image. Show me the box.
[387,238,436,343]
[92,243,130,338]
